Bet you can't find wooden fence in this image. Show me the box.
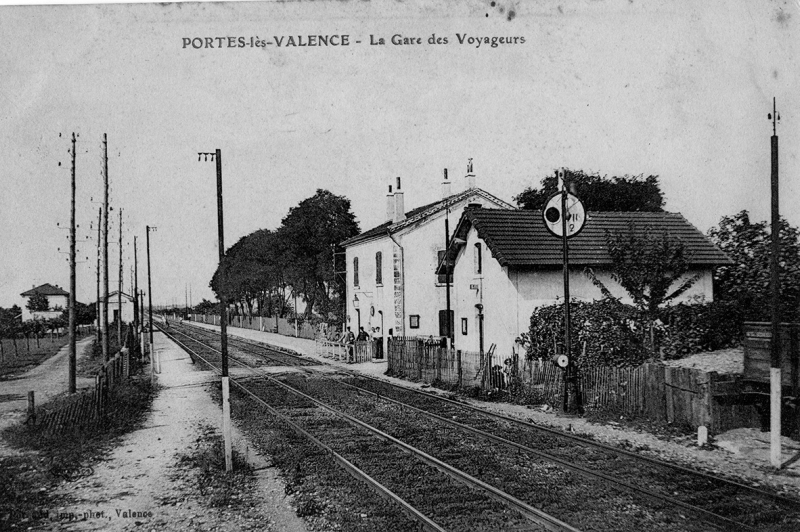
[388,338,761,434]
[32,349,132,434]
[314,339,375,363]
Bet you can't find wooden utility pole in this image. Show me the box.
[769,98,782,468]
[96,207,101,344]
[134,236,139,353]
[199,148,232,472]
[118,208,123,343]
[102,134,110,361]
[146,226,155,376]
[68,132,77,394]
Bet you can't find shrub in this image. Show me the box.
[519,298,743,367]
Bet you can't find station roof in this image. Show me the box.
[341,187,514,247]
[440,209,732,270]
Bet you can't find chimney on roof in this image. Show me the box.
[441,168,451,199]
[386,184,395,222]
[466,158,476,189]
[394,177,405,223]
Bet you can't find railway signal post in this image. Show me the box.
[542,168,586,414]
[199,149,233,473]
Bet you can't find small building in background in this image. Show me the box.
[20,283,69,321]
[103,291,135,323]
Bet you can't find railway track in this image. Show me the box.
[161,320,800,531]
[158,321,568,532]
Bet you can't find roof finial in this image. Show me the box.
[467,158,473,174]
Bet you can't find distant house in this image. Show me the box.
[20,283,69,321]
[341,162,515,355]
[103,291,135,323]
[438,208,732,358]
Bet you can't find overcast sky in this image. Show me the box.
[0,0,797,309]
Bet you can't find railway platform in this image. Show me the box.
[184,320,389,379]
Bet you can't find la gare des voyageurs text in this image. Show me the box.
[182,33,526,50]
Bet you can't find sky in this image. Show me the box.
[0,0,797,310]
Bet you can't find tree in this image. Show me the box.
[586,222,699,316]
[708,210,800,323]
[60,301,96,326]
[514,169,665,212]
[26,293,49,312]
[194,299,220,315]
[279,189,359,318]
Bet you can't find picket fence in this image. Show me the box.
[387,337,760,434]
[33,349,133,434]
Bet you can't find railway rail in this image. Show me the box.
[158,321,567,532]
[160,320,800,531]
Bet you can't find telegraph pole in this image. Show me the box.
[199,148,232,472]
[769,98,782,468]
[118,208,123,344]
[95,207,101,345]
[68,132,77,394]
[146,226,155,380]
[102,134,110,361]
[134,236,139,355]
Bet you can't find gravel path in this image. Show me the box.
[0,337,95,445]
[27,332,308,532]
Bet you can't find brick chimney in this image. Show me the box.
[393,177,405,223]
[386,184,394,222]
[441,168,451,199]
[465,158,476,189]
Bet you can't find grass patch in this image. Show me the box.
[0,333,85,380]
[0,375,155,529]
[172,424,254,509]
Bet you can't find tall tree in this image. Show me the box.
[709,210,800,323]
[515,169,665,212]
[26,293,49,312]
[585,222,699,316]
[279,189,359,318]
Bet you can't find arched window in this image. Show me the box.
[353,257,359,287]
[375,252,383,285]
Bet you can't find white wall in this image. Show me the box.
[452,225,717,359]
[345,193,503,340]
[21,294,68,321]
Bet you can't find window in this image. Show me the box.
[409,315,420,329]
[376,251,383,285]
[461,317,468,335]
[474,243,482,274]
[353,257,359,287]
[437,250,453,284]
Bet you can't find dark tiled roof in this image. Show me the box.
[21,283,69,297]
[342,188,514,247]
[451,209,731,269]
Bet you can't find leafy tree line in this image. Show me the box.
[210,189,359,322]
[0,302,95,360]
[514,169,665,212]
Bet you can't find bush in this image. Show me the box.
[518,299,652,368]
[519,298,743,367]
[657,300,743,359]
